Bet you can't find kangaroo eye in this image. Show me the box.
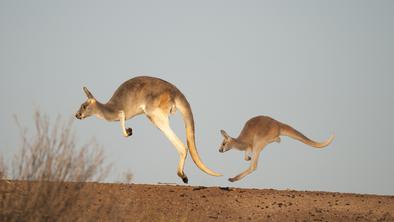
[82,104,87,109]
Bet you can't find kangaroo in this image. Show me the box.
[75,76,222,183]
[219,115,334,182]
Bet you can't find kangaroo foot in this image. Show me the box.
[182,176,189,184]
[178,172,188,184]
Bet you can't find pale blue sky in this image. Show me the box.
[1,0,393,195]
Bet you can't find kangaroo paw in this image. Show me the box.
[244,156,252,161]
[126,128,133,137]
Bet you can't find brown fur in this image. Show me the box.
[75,76,221,184]
[220,115,334,182]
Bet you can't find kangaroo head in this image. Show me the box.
[219,130,234,153]
[75,87,98,120]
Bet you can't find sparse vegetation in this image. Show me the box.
[120,169,134,184]
[0,111,115,222]
[0,156,6,180]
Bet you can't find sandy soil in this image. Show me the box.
[1,181,393,221]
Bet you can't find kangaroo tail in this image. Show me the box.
[175,94,222,177]
[279,123,334,148]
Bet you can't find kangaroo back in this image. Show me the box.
[175,94,221,177]
[279,123,334,148]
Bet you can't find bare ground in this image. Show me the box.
[1,181,393,222]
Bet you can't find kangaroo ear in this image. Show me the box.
[83,87,95,99]
[220,130,229,138]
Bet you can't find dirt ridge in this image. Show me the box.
[2,181,393,221]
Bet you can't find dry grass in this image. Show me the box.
[0,157,6,180]
[120,169,134,184]
[0,111,115,222]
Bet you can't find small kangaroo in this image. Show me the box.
[75,76,221,183]
[219,115,334,182]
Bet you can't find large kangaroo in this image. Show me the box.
[219,115,334,182]
[75,76,222,183]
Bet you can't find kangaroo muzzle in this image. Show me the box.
[219,147,230,153]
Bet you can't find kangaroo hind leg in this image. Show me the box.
[147,110,188,184]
